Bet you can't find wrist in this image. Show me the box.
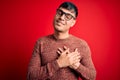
[70,63,80,69]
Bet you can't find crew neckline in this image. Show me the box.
[52,34,72,41]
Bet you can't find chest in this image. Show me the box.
[40,41,83,65]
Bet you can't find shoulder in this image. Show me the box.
[71,35,92,55]
[36,34,54,44]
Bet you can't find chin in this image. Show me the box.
[54,27,63,32]
[55,28,63,32]
[54,24,61,29]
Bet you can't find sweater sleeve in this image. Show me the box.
[27,40,60,80]
[75,41,96,80]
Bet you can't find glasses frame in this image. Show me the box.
[56,9,76,21]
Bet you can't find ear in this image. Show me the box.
[70,20,76,27]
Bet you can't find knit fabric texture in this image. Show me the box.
[27,34,96,80]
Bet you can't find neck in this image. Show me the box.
[54,31,70,39]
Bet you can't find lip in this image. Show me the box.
[56,20,65,25]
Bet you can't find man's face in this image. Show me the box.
[53,7,76,32]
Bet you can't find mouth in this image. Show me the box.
[56,20,65,26]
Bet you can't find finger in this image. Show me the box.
[69,53,81,60]
[58,48,63,53]
[68,52,79,57]
[59,48,69,56]
[63,46,68,50]
[74,48,80,56]
[74,48,78,52]
[67,50,70,54]
[72,55,81,60]
[74,59,80,63]
[75,55,81,60]
[75,49,81,56]
[68,52,75,57]
[63,46,71,54]
[57,50,61,55]
[73,54,81,58]
[71,58,80,65]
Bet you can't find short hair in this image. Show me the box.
[58,2,78,18]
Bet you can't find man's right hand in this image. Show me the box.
[56,46,80,68]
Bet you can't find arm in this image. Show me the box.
[27,40,60,80]
[57,45,96,80]
[75,43,96,80]
[56,46,96,80]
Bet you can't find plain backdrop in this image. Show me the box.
[0,0,120,80]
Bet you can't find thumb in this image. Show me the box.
[74,48,78,52]
[74,48,80,55]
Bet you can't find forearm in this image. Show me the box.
[27,40,60,80]
[75,63,96,80]
[75,41,96,80]
[27,60,60,80]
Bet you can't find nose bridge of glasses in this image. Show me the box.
[60,12,66,19]
[57,9,75,20]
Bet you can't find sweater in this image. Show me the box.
[27,34,96,80]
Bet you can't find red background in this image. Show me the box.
[0,0,120,80]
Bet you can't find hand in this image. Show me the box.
[69,48,81,69]
[57,46,81,68]
[56,47,70,68]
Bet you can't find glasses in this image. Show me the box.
[56,9,76,21]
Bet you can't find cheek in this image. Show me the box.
[65,24,72,30]
[55,15,59,20]
[53,16,58,24]
[67,21,73,27]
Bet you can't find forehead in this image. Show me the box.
[58,7,76,16]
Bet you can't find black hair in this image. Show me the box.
[58,2,78,18]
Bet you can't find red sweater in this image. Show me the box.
[27,34,96,80]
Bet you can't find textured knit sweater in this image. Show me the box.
[27,34,96,80]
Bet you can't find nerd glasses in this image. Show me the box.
[56,9,76,21]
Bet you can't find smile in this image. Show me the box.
[56,20,65,25]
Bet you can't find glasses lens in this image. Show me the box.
[57,9,63,16]
[65,14,73,20]
[56,9,75,21]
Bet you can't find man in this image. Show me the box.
[27,2,96,80]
